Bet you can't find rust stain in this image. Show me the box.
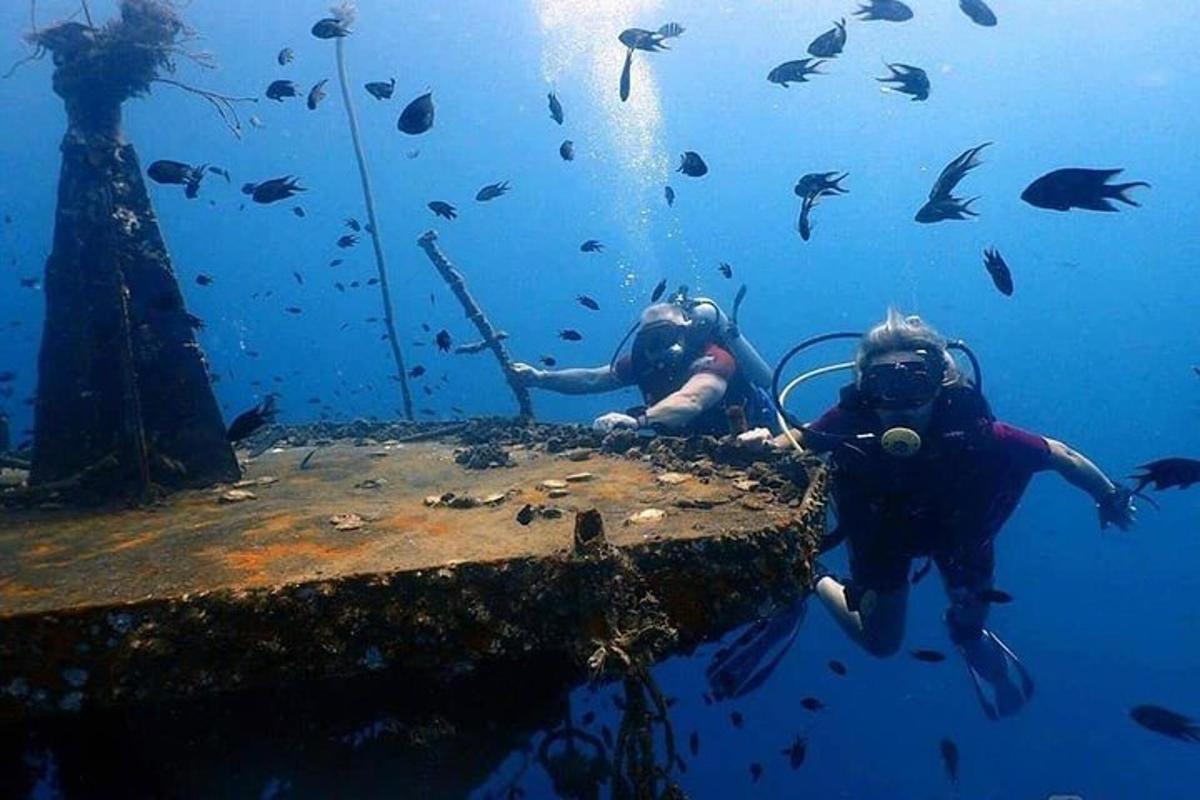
[219,539,368,584]
[0,578,50,605]
[108,531,158,553]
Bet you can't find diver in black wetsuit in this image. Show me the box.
[735,309,1136,718]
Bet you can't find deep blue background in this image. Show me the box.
[2,1,1198,797]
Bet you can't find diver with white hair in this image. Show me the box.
[748,309,1136,719]
[511,289,777,436]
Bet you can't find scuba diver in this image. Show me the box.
[733,309,1137,719]
[511,289,778,437]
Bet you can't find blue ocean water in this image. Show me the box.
[1,1,1198,798]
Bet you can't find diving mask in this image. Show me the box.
[860,351,944,409]
[634,320,688,363]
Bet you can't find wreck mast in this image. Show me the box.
[29,1,239,500]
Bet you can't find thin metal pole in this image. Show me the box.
[334,36,414,420]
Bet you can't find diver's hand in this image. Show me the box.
[736,427,774,449]
[1098,485,1137,531]
[509,363,544,387]
[593,412,640,433]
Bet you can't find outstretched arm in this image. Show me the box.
[1045,437,1135,529]
[510,363,626,395]
[644,372,727,430]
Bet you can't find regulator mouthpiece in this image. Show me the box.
[881,427,922,458]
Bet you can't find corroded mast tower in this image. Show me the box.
[29,1,238,499]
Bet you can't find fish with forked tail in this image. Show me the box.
[1020,168,1148,212]
[916,143,990,223]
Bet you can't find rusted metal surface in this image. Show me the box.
[0,433,823,720]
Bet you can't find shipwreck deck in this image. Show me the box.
[0,423,824,721]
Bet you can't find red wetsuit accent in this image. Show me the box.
[810,403,1052,592]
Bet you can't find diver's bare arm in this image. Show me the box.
[645,373,727,429]
[1046,438,1119,501]
[535,366,626,395]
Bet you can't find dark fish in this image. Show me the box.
[800,696,824,712]
[1131,458,1200,493]
[619,28,669,52]
[207,166,231,182]
[428,201,457,220]
[677,151,708,177]
[476,181,511,202]
[911,649,947,663]
[249,176,306,205]
[241,182,257,196]
[18,277,40,289]
[292,206,306,217]
[547,91,564,124]
[580,239,604,253]
[306,79,329,110]
[266,80,299,102]
[435,330,452,352]
[539,356,557,367]
[398,92,435,135]
[619,47,634,102]
[311,17,351,39]
[195,274,214,287]
[808,18,847,58]
[299,449,317,470]
[337,234,358,249]
[334,282,345,292]
[1020,168,1149,213]
[577,295,600,311]
[878,62,929,101]
[277,47,294,65]
[409,366,426,378]
[828,659,847,676]
[959,0,998,27]
[330,258,343,267]
[227,395,277,443]
[664,186,675,206]
[650,279,668,302]
[855,0,914,22]
[516,503,535,525]
[559,139,575,161]
[730,711,744,728]
[915,143,990,223]
[147,159,199,186]
[781,735,807,769]
[364,78,395,100]
[976,588,1014,604]
[939,738,959,784]
[1130,705,1200,742]
[910,557,933,584]
[148,160,206,198]
[406,149,421,160]
[717,262,733,279]
[345,218,361,231]
[749,763,763,783]
[767,58,825,87]
[797,191,818,241]
[284,307,302,315]
[559,329,583,341]
[983,247,1013,296]
[795,172,849,197]
[292,271,303,285]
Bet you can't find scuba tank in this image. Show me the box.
[687,289,773,396]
